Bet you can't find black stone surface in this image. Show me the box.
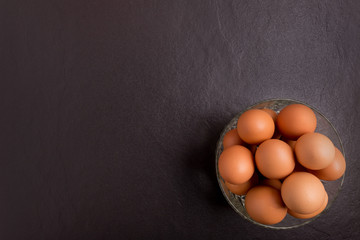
[1,0,360,239]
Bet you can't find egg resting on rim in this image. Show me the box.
[218,145,255,185]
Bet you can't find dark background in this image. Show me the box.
[1,0,360,239]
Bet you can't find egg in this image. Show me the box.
[237,109,275,145]
[261,179,282,191]
[218,145,255,184]
[288,191,328,219]
[295,133,335,170]
[255,139,295,179]
[225,172,259,195]
[277,104,317,140]
[281,172,325,214]
[223,129,245,149]
[308,147,346,181]
[245,185,287,225]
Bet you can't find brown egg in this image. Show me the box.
[237,109,275,145]
[309,147,346,181]
[277,104,317,140]
[261,179,282,190]
[225,172,259,195]
[281,172,325,214]
[223,129,245,149]
[255,139,295,179]
[245,185,287,225]
[288,191,328,219]
[295,133,335,170]
[218,145,255,184]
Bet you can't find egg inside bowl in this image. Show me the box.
[215,99,345,229]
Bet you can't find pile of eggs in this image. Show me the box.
[218,104,346,225]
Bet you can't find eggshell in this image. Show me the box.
[225,172,259,195]
[309,147,346,181]
[237,109,275,145]
[295,133,335,170]
[281,172,325,214]
[277,104,316,140]
[288,191,328,219]
[218,145,255,184]
[245,186,287,225]
[261,179,282,190]
[255,139,295,179]
[223,129,245,149]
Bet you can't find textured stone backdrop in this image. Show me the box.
[1,0,360,239]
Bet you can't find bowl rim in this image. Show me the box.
[215,98,345,229]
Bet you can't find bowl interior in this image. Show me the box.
[215,99,345,229]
